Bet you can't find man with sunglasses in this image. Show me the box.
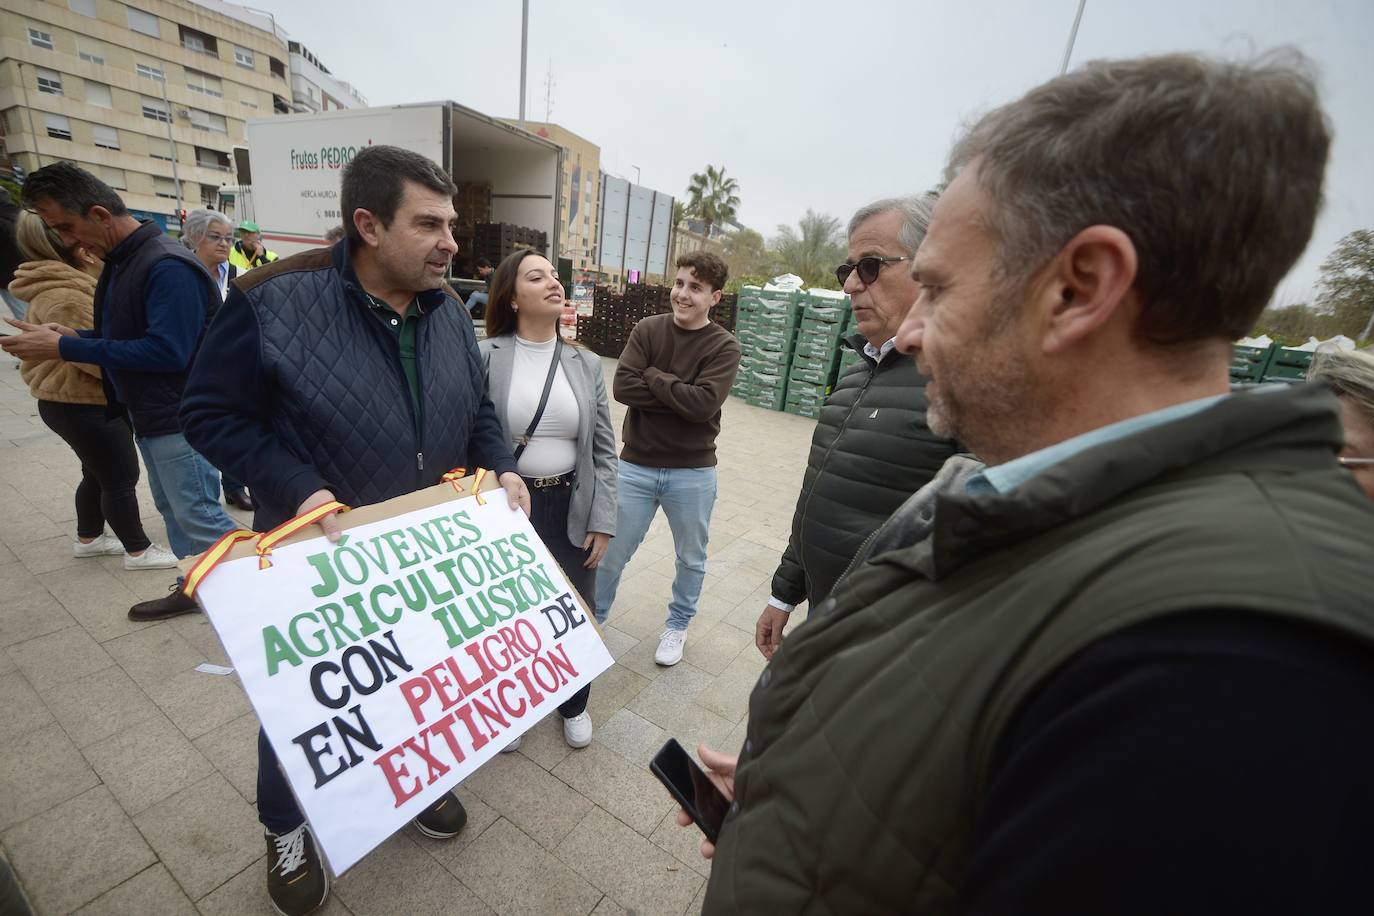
[754,197,959,659]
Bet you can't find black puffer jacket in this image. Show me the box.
[770,334,958,606]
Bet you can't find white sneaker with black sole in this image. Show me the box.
[124,543,179,570]
[655,629,686,666]
[563,712,593,748]
[73,532,124,558]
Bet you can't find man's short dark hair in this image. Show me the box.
[475,257,492,270]
[340,145,457,244]
[676,251,729,292]
[20,161,128,217]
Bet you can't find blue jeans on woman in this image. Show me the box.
[134,432,237,559]
[593,460,717,631]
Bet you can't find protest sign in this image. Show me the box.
[190,473,613,874]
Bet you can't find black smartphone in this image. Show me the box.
[649,738,730,844]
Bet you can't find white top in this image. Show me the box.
[507,335,580,477]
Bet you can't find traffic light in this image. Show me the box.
[178,208,187,228]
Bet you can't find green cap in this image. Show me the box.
[237,220,260,233]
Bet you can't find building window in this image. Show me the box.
[142,97,171,123]
[269,57,286,80]
[147,137,174,161]
[102,167,127,190]
[234,45,255,69]
[189,109,227,134]
[85,81,113,108]
[70,0,98,14]
[195,146,230,170]
[136,61,165,83]
[45,114,73,141]
[153,177,179,200]
[93,125,121,150]
[78,38,106,65]
[36,68,63,96]
[185,69,223,98]
[28,27,55,50]
[127,7,160,38]
[240,96,259,109]
[179,25,217,56]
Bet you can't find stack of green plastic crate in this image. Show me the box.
[733,285,803,410]
[784,289,852,418]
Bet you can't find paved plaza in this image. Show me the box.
[0,352,816,915]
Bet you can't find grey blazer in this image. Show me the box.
[478,335,618,546]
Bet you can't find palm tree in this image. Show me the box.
[684,165,741,240]
[772,210,846,289]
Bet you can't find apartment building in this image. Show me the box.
[287,40,365,114]
[0,0,358,229]
[502,120,601,274]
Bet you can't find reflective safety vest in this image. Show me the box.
[228,241,278,272]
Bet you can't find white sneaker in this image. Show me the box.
[501,736,522,753]
[73,532,123,558]
[124,543,179,570]
[655,629,686,666]
[563,712,593,748]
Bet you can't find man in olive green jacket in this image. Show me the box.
[684,52,1374,915]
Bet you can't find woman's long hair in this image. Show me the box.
[483,249,542,339]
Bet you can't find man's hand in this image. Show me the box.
[297,488,343,542]
[582,531,610,568]
[498,472,531,517]
[0,319,69,361]
[755,604,789,659]
[674,745,738,860]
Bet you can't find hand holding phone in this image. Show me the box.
[650,738,733,845]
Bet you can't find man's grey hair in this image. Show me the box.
[182,209,232,247]
[946,49,1330,345]
[1309,349,1374,424]
[848,196,936,255]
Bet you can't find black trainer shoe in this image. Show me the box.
[265,824,328,916]
[413,790,468,839]
[226,490,257,511]
[128,583,201,622]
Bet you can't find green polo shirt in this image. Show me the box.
[363,293,421,428]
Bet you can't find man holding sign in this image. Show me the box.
[181,145,529,916]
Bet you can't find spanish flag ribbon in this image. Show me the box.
[182,529,258,598]
[441,467,468,493]
[471,467,489,505]
[255,501,349,569]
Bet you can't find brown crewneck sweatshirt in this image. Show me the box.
[613,313,741,468]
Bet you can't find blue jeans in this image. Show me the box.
[135,432,237,559]
[258,729,303,834]
[594,460,717,631]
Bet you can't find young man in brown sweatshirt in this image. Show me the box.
[594,251,742,665]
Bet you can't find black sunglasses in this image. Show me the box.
[835,255,911,287]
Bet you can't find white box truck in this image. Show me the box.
[218,101,564,263]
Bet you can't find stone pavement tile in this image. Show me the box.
[1,784,156,915]
[583,663,650,729]
[622,693,735,773]
[167,613,233,668]
[1,518,67,556]
[680,621,749,677]
[8,623,116,692]
[103,623,205,691]
[74,863,197,916]
[648,809,712,880]
[614,631,678,682]
[597,625,637,661]
[452,817,602,916]
[627,661,714,712]
[106,562,189,603]
[594,708,666,768]
[601,600,670,643]
[552,741,676,838]
[0,671,54,744]
[687,879,707,915]
[146,665,252,740]
[195,856,355,916]
[405,785,499,867]
[333,832,491,916]
[43,664,161,749]
[695,645,765,726]
[0,634,16,674]
[554,808,702,916]
[85,713,216,815]
[0,723,100,831]
[463,752,593,851]
[39,565,151,644]
[0,576,75,649]
[193,710,263,804]
[516,712,573,772]
[133,772,262,901]
[590,895,628,914]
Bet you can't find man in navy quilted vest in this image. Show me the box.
[181,145,528,916]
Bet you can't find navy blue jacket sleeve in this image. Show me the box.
[180,286,331,514]
[59,260,206,371]
[458,315,517,478]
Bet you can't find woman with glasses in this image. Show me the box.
[8,211,177,570]
[183,209,254,511]
[1308,348,1374,500]
[478,249,617,750]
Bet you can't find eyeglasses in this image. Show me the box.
[835,255,911,287]
[204,232,232,244]
[1338,457,1374,468]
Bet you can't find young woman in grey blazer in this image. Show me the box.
[478,250,618,749]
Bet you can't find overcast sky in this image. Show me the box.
[254,0,1373,302]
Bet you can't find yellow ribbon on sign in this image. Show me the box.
[255,500,349,569]
[182,529,258,598]
[440,467,468,493]
[471,467,489,505]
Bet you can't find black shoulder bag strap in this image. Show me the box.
[514,336,563,461]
